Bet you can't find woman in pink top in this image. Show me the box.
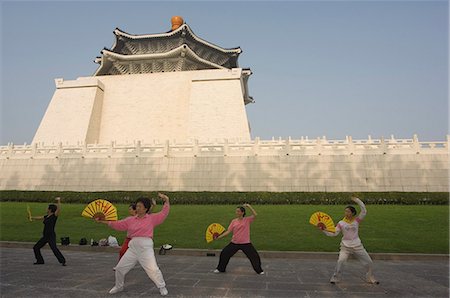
[118,199,156,260]
[213,204,264,274]
[96,193,170,296]
[321,197,378,284]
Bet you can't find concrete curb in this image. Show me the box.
[1,241,448,261]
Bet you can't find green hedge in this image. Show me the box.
[0,191,448,205]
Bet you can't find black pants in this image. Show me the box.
[216,242,263,273]
[33,235,66,264]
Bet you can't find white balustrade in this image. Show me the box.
[0,135,448,160]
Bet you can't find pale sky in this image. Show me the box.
[1,1,448,144]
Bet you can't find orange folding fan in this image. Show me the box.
[82,199,118,221]
[27,204,32,222]
[309,211,336,232]
[205,223,226,243]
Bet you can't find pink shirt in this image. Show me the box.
[228,215,255,244]
[108,203,170,239]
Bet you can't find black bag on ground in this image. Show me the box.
[61,237,70,246]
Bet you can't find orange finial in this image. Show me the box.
[171,16,184,31]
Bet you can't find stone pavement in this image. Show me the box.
[0,247,448,298]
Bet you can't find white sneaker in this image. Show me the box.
[330,275,339,284]
[366,275,380,284]
[108,286,123,294]
[213,269,220,273]
[159,287,168,296]
[259,271,265,275]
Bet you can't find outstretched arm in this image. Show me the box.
[321,223,341,237]
[352,196,367,221]
[215,230,231,240]
[30,216,44,221]
[215,221,234,241]
[54,197,61,216]
[243,203,257,216]
[96,217,129,231]
[95,218,109,224]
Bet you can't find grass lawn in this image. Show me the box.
[0,202,448,254]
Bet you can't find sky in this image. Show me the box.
[1,0,448,145]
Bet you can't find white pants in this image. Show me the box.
[332,244,375,280]
[114,237,166,289]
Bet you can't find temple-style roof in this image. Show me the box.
[94,23,242,76]
[94,45,227,76]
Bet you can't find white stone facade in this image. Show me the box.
[1,136,448,192]
[32,69,251,145]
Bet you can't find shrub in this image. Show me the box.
[0,191,447,205]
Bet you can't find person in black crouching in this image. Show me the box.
[31,197,66,266]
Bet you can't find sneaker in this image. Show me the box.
[213,269,220,273]
[61,262,66,266]
[159,287,168,296]
[366,275,380,284]
[108,286,123,294]
[259,271,265,275]
[330,275,339,284]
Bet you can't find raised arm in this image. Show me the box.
[243,203,257,216]
[54,197,61,216]
[352,196,367,221]
[150,193,170,226]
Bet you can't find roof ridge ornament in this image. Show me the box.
[171,16,184,31]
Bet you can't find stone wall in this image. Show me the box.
[32,69,251,145]
[1,136,448,192]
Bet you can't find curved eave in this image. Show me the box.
[242,68,254,105]
[93,44,227,76]
[112,24,242,55]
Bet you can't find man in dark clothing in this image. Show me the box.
[31,197,66,266]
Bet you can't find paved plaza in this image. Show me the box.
[0,246,448,297]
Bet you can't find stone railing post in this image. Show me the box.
[57,142,63,158]
[31,142,37,158]
[193,139,199,157]
[253,137,260,156]
[136,140,141,157]
[7,143,14,159]
[346,136,354,155]
[223,139,229,156]
[412,134,420,154]
[164,140,170,157]
[81,142,87,158]
[316,137,323,155]
[285,136,292,155]
[108,141,114,158]
[380,136,387,154]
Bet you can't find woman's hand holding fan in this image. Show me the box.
[205,223,226,243]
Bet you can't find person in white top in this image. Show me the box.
[320,196,379,284]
